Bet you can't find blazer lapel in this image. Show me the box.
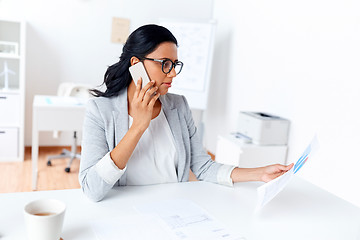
[113,89,129,147]
[160,95,186,181]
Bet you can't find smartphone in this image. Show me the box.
[129,62,151,87]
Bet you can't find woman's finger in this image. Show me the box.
[143,86,158,103]
[148,92,160,107]
[283,163,294,171]
[277,163,293,171]
[134,78,142,98]
[139,80,155,97]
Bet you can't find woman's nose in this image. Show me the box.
[168,66,177,77]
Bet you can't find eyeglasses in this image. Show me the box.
[141,57,184,75]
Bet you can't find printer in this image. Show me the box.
[215,111,290,168]
[237,112,290,145]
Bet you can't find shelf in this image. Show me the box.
[0,124,20,128]
[0,53,20,59]
[0,89,20,94]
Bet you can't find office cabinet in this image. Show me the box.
[0,128,18,158]
[0,93,20,125]
[215,134,288,168]
[0,19,26,161]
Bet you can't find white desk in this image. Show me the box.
[1,179,360,240]
[32,95,87,190]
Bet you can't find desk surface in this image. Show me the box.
[33,95,88,108]
[1,178,360,240]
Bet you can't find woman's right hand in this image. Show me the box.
[130,78,160,132]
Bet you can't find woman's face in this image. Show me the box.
[142,42,179,95]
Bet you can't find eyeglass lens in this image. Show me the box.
[162,60,183,74]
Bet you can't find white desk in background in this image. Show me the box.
[32,95,87,190]
[1,179,360,240]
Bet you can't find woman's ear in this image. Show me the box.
[130,56,140,66]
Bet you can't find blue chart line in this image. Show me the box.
[294,154,305,170]
[294,156,308,173]
[294,151,309,173]
[293,136,319,174]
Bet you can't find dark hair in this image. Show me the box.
[90,24,178,97]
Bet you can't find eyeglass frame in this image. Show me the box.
[139,57,184,75]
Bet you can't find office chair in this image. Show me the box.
[47,82,92,173]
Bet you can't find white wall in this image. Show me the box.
[1,0,360,208]
[205,0,360,207]
[0,0,213,146]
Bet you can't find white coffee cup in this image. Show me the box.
[24,199,66,240]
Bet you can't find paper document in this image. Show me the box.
[255,136,320,211]
[135,199,245,240]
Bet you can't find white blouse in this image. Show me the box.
[126,109,178,185]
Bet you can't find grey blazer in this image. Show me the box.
[79,88,225,201]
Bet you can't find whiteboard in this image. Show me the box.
[160,20,216,110]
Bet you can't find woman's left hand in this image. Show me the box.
[260,163,294,182]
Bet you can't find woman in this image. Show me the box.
[79,24,293,202]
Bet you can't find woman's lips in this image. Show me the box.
[163,82,172,87]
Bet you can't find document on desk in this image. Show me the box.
[135,199,245,240]
[255,136,320,212]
